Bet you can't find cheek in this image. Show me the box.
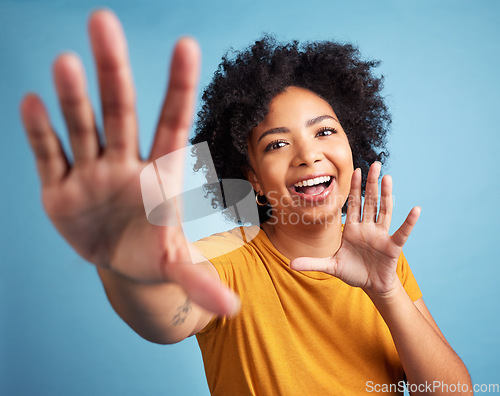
[329,139,353,166]
[329,142,354,190]
[258,157,287,193]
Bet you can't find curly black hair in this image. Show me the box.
[191,35,390,224]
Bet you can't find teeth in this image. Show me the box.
[294,176,331,188]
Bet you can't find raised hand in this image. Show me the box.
[20,10,237,316]
[290,162,421,295]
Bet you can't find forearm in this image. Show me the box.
[97,267,199,345]
[367,282,472,396]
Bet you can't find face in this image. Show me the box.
[247,86,354,227]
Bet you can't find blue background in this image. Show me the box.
[1,0,499,394]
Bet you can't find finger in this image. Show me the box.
[88,10,138,159]
[20,94,69,187]
[149,37,200,161]
[346,168,362,224]
[290,256,336,276]
[391,206,421,248]
[161,231,239,316]
[53,53,100,164]
[362,162,381,223]
[376,174,393,231]
[168,263,240,317]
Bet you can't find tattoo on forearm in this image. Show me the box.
[172,298,192,327]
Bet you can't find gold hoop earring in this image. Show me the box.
[255,192,268,206]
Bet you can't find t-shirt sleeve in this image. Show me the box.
[190,228,257,334]
[190,228,254,288]
[396,251,422,302]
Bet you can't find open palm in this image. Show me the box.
[291,163,421,295]
[20,10,235,316]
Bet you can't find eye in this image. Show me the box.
[265,139,289,152]
[316,127,337,137]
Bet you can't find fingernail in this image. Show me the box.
[223,288,241,316]
[229,294,241,316]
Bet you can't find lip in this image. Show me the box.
[290,173,333,186]
[287,173,335,203]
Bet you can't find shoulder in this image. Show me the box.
[190,225,261,262]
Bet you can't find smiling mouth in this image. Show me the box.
[292,176,333,196]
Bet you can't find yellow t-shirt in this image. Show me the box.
[193,226,422,395]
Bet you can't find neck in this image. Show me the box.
[261,212,343,261]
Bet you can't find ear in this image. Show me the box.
[242,165,262,194]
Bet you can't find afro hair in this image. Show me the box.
[191,35,391,224]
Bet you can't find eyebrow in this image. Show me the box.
[257,114,338,143]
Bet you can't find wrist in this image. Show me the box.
[364,278,405,308]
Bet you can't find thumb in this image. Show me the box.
[290,256,335,275]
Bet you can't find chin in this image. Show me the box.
[268,206,343,228]
[299,210,342,228]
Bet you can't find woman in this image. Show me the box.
[21,9,472,395]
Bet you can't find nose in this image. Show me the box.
[291,139,324,167]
